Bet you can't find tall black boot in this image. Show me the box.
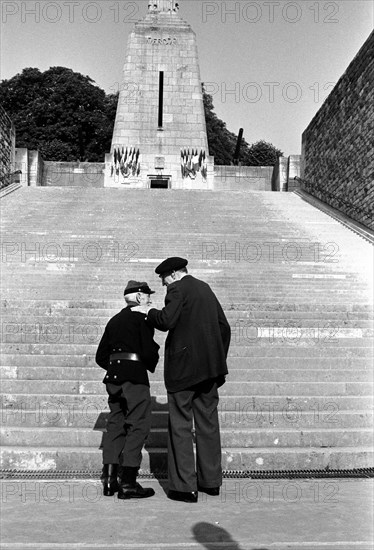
[101,464,119,496]
[118,466,155,500]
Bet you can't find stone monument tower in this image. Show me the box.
[105,0,213,189]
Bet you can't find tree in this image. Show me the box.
[0,68,282,165]
[0,67,117,162]
[241,140,283,166]
[202,85,283,166]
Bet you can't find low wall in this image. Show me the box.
[43,162,105,187]
[301,31,374,230]
[213,166,273,191]
[11,151,303,193]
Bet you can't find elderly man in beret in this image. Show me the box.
[96,280,160,499]
[133,258,231,503]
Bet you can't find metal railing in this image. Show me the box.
[1,467,373,480]
[294,176,373,223]
[0,170,22,190]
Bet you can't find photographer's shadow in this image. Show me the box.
[192,522,269,550]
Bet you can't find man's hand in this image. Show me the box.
[132,305,151,315]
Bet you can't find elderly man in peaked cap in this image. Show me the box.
[96,280,160,499]
[133,258,231,503]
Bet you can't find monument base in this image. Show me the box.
[104,152,214,189]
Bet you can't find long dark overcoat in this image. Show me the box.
[147,275,231,392]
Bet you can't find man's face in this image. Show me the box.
[138,292,152,305]
[161,272,174,287]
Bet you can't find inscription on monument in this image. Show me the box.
[147,36,178,45]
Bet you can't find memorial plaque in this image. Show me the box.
[155,156,165,169]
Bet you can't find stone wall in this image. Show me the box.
[0,105,16,186]
[43,162,104,187]
[213,165,273,191]
[301,31,374,230]
[7,149,301,192]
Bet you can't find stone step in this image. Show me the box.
[1,379,372,396]
[0,233,369,248]
[4,289,369,302]
[1,339,373,356]
[1,446,372,471]
[4,254,363,266]
[1,300,374,316]
[2,246,368,260]
[1,328,373,344]
[2,408,372,429]
[2,300,372,312]
[2,267,367,279]
[1,345,372,362]
[2,260,368,270]
[1,356,373,371]
[1,188,372,471]
[2,332,372,346]
[1,425,373,449]
[2,394,372,412]
[1,366,372,382]
[2,317,372,332]
[5,274,367,283]
[2,310,372,322]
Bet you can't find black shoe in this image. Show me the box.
[167,490,198,503]
[118,482,155,500]
[101,464,119,496]
[198,485,220,496]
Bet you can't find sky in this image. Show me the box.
[0,0,373,156]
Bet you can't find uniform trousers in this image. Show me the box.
[102,381,151,468]
[167,379,222,492]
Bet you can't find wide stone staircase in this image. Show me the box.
[1,187,373,473]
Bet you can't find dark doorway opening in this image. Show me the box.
[150,178,170,189]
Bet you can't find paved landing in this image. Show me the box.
[0,478,373,549]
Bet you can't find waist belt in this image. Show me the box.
[110,352,141,362]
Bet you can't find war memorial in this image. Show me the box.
[0,1,373,547]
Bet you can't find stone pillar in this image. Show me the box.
[287,155,301,191]
[15,148,29,186]
[106,2,210,188]
[28,151,44,186]
[271,156,289,191]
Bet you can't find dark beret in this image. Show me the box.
[124,280,155,296]
[155,257,188,276]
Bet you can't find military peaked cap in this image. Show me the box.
[155,257,188,276]
[124,280,155,296]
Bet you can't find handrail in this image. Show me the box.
[0,170,22,190]
[293,187,374,244]
[0,181,22,199]
[294,176,373,222]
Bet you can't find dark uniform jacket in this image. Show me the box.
[95,304,160,386]
[147,275,231,392]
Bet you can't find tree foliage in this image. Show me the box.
[203,85,283,166]
[0,67,117,161]
[0,68,282,166]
